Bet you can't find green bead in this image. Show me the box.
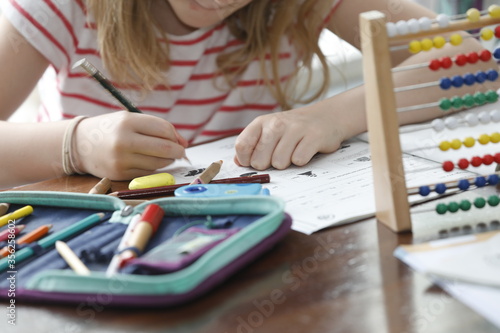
[451,96,463,109]
[485,90,499,103]
[439,98,452,111]
[487,195,500,206]
[462,94,475,108]
[448,202,459,213]
[474,197,486,208]
[436,203,448,214]
[459,200,472,211]
[474,92,486,105]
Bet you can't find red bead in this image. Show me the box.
[429,59,441,71]
[495,153,500,163]
[467,52,479,64]
[458,158,470,169]
[479,50,492,62]
[483,154,494,165]
[441,57,452,69]
[471,156,482,167]
[442,161,454,172]
[455,54,467,66]
[495,26,500,39]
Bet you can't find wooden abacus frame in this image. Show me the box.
[360,10,500,232]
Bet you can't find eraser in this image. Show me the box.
[129,173,175,190]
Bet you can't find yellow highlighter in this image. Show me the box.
[0,205,34,228]
[128,173,176,190]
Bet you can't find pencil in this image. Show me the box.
[73,58,142,113]
[190,160,223,184]
[55,240,91,276]
[88,177,112,195]
[0,225,25,242]
[0,205,33,228]
[0,203,9,216]
[0,224,52,258]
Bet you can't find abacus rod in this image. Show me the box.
[394,80,439,92]
[392,63,428,72]
[407,171,500,195]
[397,102,440,112]
[390,32,482,52]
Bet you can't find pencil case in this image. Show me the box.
[0,191,291,307]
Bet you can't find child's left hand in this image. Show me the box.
[234,106,344,170]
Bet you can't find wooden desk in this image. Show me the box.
[1,176,498,333]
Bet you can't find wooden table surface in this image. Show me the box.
[1,175,498,333]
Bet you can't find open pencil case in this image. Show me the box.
[0,191,291,307]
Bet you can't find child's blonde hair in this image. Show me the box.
[86,0,332,110]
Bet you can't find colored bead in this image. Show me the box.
[491,110,500,122]
[455,54,467,66]
[471,156,483,167]
[433,36,446,49]
[450,139,462,149]
[490,132,500,143]
[448,201,459,212]
[408,40,422,54]
[451,96,463,109]
[421,38,433,51]
[458,179,470,190]
[478,134,490,145]
[435,183,447,194]
[431,118,445,131]
[481,28,494,41]
[419,186,431,196]
[466,8,481,22]
[429,59,441,71]
[488,195,500,207]
[439,78,452,89]
[407,18,420,33]
[487,70,499,82]
[386,22,397,37]
[462,94,475,108]
[494,47,500,60]
[436,203,448,214]
[444,116,459,129]
[449,34,463,46]
[396,20,409,35]
[439,141,451,151]
[439,98,452,111]
[474,92,486,105]
[489,4,500,18]
[458,158,470,169]
[463,73,475,86]
[459,200,472,211]
[463,136,476,147]
[478,111,491,124]
[441,57,452,69]
[475,176,487,187]
[442,160,454,171]
[488,174,500,185]
[465,113,479,126]
[475,71,487,83]
[494,153,500,163]
[419,17,432,30]
[436,14,450,27]
[466,52,479,65]
[486,90,499,103]
[451,75,464,88]
[483,154,494,165]
[496,26,500,38]
[474,197,486,208]
[479,50,492,62]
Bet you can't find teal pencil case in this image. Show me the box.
[0,191,291,307]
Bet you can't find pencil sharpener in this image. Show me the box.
[174,184,270,198]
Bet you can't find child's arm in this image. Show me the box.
[234,0,500,170]
[0,17,187,188]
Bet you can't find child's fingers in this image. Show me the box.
[234,122,262,167]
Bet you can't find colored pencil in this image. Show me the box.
[55,241,90,276]
[88,177,112,195]
[0,224,52,258]
[190,160,223,184]
[0,225,25,242]
[0,205,33,228]
[0,203,9,216]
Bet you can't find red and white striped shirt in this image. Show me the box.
[1,0,341,144]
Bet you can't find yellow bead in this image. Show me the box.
[408,40,422,53]
[421,38,433,51]
[490,132,500,143]
[449,34,463,46]
[489,4,500,18]
[478,134,490,145]
[481,28,494,41]
[433,36,446,49]
[450,139,462,150]
[439,141,451,151]
[463,137,476,147]
[466,8,481,22]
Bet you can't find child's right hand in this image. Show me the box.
[74,111,188,180]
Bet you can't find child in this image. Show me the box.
[0,0,496,188]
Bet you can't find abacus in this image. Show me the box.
[360,6,500,232]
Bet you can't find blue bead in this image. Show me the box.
[419,186,431,196]
[476,71,487,83]
[435,183,447,194]
[487,69,499,82]
[463,73,476,86]
[451,75,464,88]
[488,174,499,185]
[439,78,452,90]
[457,179,470,190]
[475,176,487,187]
[494,48,500,60]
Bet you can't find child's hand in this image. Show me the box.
[74,111,188,180]
[234,107,344,170]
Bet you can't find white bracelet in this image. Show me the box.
[62,116,87,175]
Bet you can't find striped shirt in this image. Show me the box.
[1,0,342,144]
